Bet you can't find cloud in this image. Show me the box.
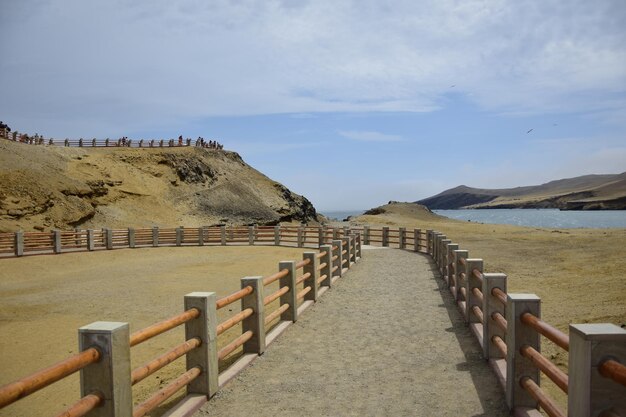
[338,130,404,142]
[0,0,625,135]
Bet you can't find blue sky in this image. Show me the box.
[1,1,625,211]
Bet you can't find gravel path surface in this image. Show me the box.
[196,247,509,416]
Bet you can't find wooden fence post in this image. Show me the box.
[319,244,332,288]
[240,277,266,355]
[399,227,406,249]
[79,322,132,417]
[279,261,298,322]
[87,229,95,251]
[176,227,183,246]
[506,293,541,410]
[568,323,626,416]
[128,228,135,248]
[105,229,113,250]
[248,225,255,245]
[184,292,219,398]
[382,227,389,247]
[152,227,159,247]
[198,227,204,246]
[53,230,62,253]
[303,252,319,302]
[297,226,304,248]
[14,231,23,257]
[332,239,343,278]
[274,225,280,246]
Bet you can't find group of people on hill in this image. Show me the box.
[0,121,10,133]
[195,136,223,149]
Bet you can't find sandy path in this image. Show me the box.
[196,247,509,416]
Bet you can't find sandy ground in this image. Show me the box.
[0,245,308,417]
[197,247,509,417]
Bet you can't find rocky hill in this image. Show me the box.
[0,140,318,232]
[417,173,626,210]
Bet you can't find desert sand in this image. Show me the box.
[0,245,308,417]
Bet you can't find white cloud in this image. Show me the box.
[338,130,404,142]
[0,0,625,135]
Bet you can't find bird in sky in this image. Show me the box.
[450,85,456,88]
[527,129,534,134]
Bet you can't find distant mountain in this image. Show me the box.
[417,173,626,210]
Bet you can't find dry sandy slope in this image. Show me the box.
[0,139,317,232]
[0,245,308,417]
[351,202,626,408]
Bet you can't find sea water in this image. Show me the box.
[434,209,626,229]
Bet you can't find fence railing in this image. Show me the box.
[2,224,624,416]
[426,229,626,417]
[0,226,361,417]
[0,225,363,258]
[0,129,224,149]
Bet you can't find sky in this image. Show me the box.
[1,1,625,211]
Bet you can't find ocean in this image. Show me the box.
[434,208,626,229]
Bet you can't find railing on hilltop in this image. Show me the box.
[0,226,360,417]
[0,128,223,149]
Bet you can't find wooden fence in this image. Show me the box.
[0,225,361,417]
[423,229,626,417]
[1,224,624,416]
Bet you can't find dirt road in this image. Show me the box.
[196,247,509,416]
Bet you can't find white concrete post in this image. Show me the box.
[53,230,62,253]
[382,227,389,247]
[87,229,95,251]
[14,231,23,257]
[341,236,351,270]
[427,230,434,255]
[297,226,304,248]
[568,323,626,416]
[184,292,219,398]
[74,228,81,246]
[482,270,506,360]
[343,226,350,236]
[176,227,183,246]
[240,277,266,355]
[105,229,113,250]
[128,228,135,248]
[446,243,459,288]
[319,244,332,288]
[318,226,324,247]
[440,239,451,280]
[413,229,420,252]
[332,239,343,278]
[303,252,319,301]
[505,293,541,410]
[399,227,406,249]
[454,250,470,312]
[248,225,255,245]
[464,251,482,322]
[279,261,298,322]
[198,227,204,246]
[350,235,357,263]
[274,225,280,246]
[220,225,226,245]
[152,226,159,247]
[332,228,339,240]
[355,233,362,259]
[364,226,370,245]
[79,322,132,417]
